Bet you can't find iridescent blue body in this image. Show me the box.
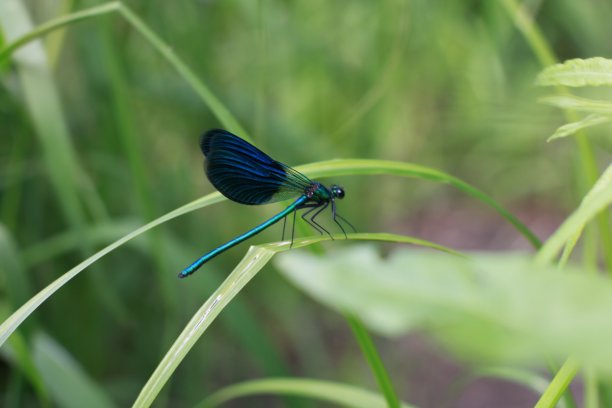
[179,129,353,278]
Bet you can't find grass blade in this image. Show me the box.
[297,159,541,249]
[197,378,415,408]
[534,358,580,408]
[347,315,400,408]
[0,2,121,62]
[0,193,224,348]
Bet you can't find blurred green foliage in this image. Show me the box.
[1,0,612,407]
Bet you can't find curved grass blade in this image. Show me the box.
[296,159,541,249]
[499,0,557,67]
[133,233,458,407]
[0,2,121,61]
[133,245,275,408]
[0,192,224,348]
[196,378,414,408]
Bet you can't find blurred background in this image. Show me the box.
[2,0,612,406]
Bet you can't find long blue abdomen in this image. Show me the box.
[178,195,308,278]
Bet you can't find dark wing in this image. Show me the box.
[201,129,313,205]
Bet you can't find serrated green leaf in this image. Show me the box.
[277,246,612,372]
[536,58,612,87]
[547,114,611,142]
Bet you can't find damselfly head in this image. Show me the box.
[331,185,345,199]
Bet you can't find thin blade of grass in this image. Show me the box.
[534,358,580,408]
[133,245,276,408]
[296,159,541,249]
[196,378,415,408]
[347,315,400,408]
[0,2,121,61]
[0,193,224,348]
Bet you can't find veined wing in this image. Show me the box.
[201,129,313,205]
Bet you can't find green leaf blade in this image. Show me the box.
[198,378,415,408]
[277,246,612,372]
[547,114,611,142]
[539,95,612,114]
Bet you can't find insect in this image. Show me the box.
[178,129,354,278]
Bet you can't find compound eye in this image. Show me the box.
[335,186,345,199]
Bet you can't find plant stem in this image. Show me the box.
[347,315,400,408]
